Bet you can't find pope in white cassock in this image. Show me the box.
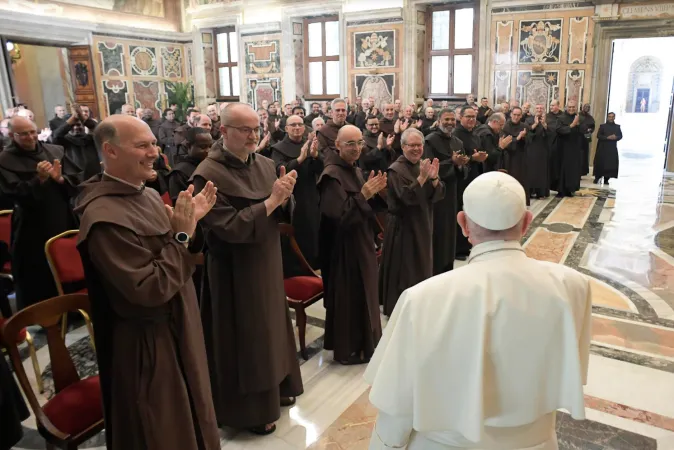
[364,171,592,450]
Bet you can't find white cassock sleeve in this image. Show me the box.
[369,411,413,450]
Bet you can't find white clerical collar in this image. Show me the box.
[103,171,144,191]
[467,240,525,263]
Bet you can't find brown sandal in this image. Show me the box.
[249,423,276,435]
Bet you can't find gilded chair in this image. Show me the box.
[279,224,324,360]
[2,293,103,450]
[44,230,94,344]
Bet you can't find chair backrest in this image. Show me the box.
[0,210,12,247]
[161,191,173,206]
[45,230,84,295]
[278,223,320,277]
[2,294,93,439]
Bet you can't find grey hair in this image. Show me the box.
[311,117,325,128]
[465,215,523,241]
[488,112,506,124]
[401,128,424,146]
[492,104,503,113]
[331,98,346,109]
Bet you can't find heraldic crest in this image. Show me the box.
[518,19,562,64]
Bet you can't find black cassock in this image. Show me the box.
[0,352,29,450]
[502,120,529,205]
[424,130,463,275]
[0,141,79,309]
[359,132,395,175]
[580,113,595,176]
[271,136,323,275]
[525,116,550,198]
[379,156,445,317]
[546,111,563,191]
[593,122,623,182]
[554,113,584,196]
[474,123,503,172]
[167,157,200,204]
[52,118,102,180]
[452,124,482,257]
[146,154,171,196]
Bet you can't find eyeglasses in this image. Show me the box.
[287,123,305,128]
[225,125,261,135]
[14,130,38,138]
[340,140,364,148]
[404,144,424,149]
[463,115,477,120]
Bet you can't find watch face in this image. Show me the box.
[176,232,189,243]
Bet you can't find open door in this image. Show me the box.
[67,45,98,118]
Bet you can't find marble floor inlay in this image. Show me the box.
[10,153,674,449]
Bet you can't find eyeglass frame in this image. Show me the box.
[223,125,262,136]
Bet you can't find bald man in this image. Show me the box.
[191,103,303,434]
[75,114,220,450]
[0,117,80,309]
[318,124,385,364]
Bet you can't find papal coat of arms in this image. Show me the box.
[518,19,562,64]
[354,30,395,68]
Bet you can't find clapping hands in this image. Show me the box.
[37,159,64,184]
[418,158,440,184]
[270,166,297,206]
[361,170,387,200]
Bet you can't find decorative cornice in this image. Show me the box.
[239,21,282,36]
[344,7,403,25]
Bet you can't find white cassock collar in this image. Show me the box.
[467,240,525,264]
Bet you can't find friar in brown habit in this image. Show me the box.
[191,103,304,435]
[318,124,384,364]
[379,128,445,317]
[316,98,348,155]
[75,115,220,450]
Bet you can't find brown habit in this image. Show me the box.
[191,142,303,428]
[379,156,445,316]
[75,174,220,450]
[317,150,382,362]
[316,119,344,155]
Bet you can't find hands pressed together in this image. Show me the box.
[37,159,64,184]
[418,158,440,185]
[164,182,218,238]
[499,135,513,149]
[361,170,387,200]
[268,166,298,209]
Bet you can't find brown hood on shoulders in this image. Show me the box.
[317,148,364,193]
[75,174,170,242]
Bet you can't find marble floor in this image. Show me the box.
[9,149,674,449]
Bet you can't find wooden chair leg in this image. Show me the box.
[60,313,68,339]
[25,331,43,393]
[296,307,308,360]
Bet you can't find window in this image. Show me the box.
[214,27,240,100]
[303,16,340,99]
[426,3,478,98]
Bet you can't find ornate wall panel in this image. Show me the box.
[92,35,190,119]
[354,30,396,68]
[494,70,511,104]
[516,70,559,107]
[518,19,563,64]
[565,69,585,104]
[355,74,395,109]
[568,17,589,64]
[495,21,514,65]
[241,32,283,106]
[201,31,216,99]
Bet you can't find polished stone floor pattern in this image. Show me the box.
[9,150,674,449]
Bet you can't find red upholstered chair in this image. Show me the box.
[45,230,94,344]
[161,191,173,206]
[2,293,103,450]
[279,224,324,360]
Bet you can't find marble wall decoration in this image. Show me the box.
[353,30,396,69]
[355,74,395,109]
[568,17,589,64]
[41,0,165,17]
[245,39,281,76]
[293,32,305,99]
[101,79,129,116]
[516,70,559,106]
[494,70,511,104]
[495,21,514,65]
[161,47,183,78]
[91,36,190,119]
[133,80,162,117]
[97,42,125,76]
[416,29,425,99]
[186,46,193,78]
[247,78,281,108]
[518,19,563,64]
[565,69,585,104]
[130,45,158,76]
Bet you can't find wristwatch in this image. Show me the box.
[174,232,190,246]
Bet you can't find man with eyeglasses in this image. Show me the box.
[0,116,80,310]
[271,115,322,275]
[318,124,385,365]
[453,105,487,260]
[380,128,444,317]
[502,107,530,206]
[360,115,395,175]
[425,109,469,275]
[317,98,348,156]
[191,103,304,436]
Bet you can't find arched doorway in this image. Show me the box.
[625,55,662,114]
